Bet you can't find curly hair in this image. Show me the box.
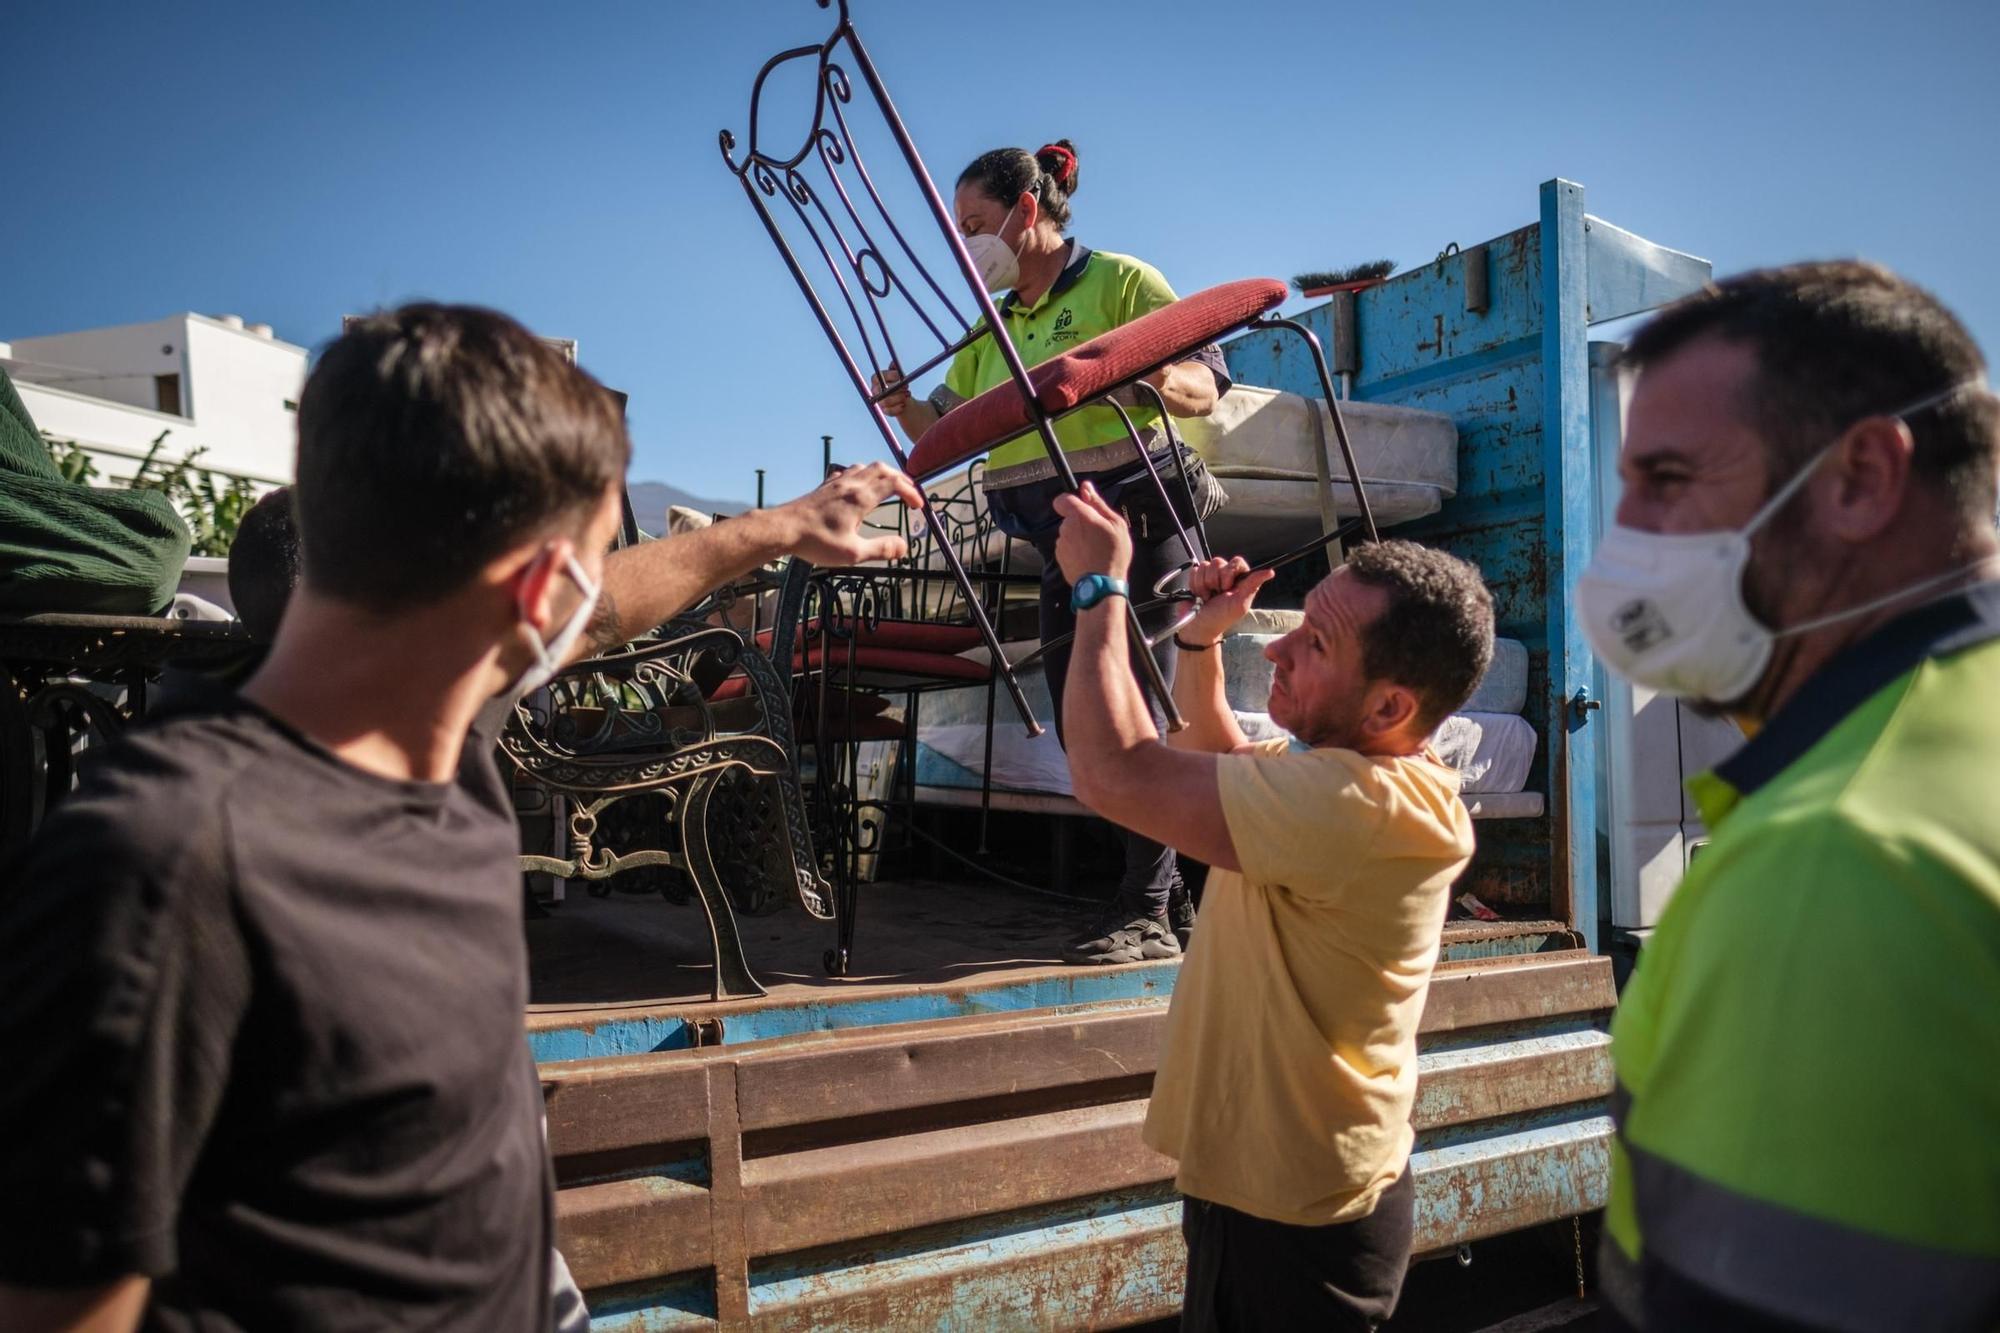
[1341,540,1496,733]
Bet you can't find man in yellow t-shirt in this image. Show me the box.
[1051,485,1493,1331]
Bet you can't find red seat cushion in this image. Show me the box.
[753,620,985,659]
[905,277,1288,479]
[794,646,991,689]
[796,689,893,721]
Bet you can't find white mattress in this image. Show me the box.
[1179,386,1458,561]
[924,627,1536,798]
[917,706,1536,799]
[1430,712,1538,794]
[1464,637,1529,715]
[871,384,1459,573]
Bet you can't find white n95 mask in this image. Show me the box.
[504,552,602,701]
[1579,380,1984,702]
[962,202,1028,294]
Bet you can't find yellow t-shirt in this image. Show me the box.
[1142,738,1474,1226]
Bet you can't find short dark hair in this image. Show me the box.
[1343,540,1495,733]
[295,303,629,611]
[227,487,302,639]
[957,139,1079,229]
[1622,261,1998,527]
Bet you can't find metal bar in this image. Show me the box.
[546,967,1617,1296]
[539,955,1614,1150]
[746,1209,1183,1332]
[740,1099,1166,1256]
[1539,178,1600,952]
[1134,381,1212,563]
[836,30,1186,737]
[1102,394,1201,571]
[841,29,1032,428]
[1411,1032,1612,1132]
[706,1059,753,1324]
[682,775,768,1001]
[733,1006,1166,1132]
[1248,316,1381,543]
[554,1175,713,1289]
[1418,952,1616,1034]
[542,1061,713,1163]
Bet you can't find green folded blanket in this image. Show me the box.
[0,367,191,615]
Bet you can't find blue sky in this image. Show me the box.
[6,0,1996,507]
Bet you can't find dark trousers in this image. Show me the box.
[1180,1171,1415,1333]
[1598,1253,1831,1333]
[995,458,1209,917]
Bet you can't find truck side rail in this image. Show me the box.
[543,948,1615,1330]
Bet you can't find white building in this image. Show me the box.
[2,312,306,488]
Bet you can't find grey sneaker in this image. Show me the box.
[1062,908,1182,966]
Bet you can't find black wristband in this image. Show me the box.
[1173,635,1217,652]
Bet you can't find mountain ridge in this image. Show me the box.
[626,479,749,535]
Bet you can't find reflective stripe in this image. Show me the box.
[1623,1136,2000,1332]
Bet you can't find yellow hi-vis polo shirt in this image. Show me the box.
[1605,581,2000,1330]
[938,242,1229,484]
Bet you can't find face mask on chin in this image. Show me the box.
[502,552,601,701]
[963,200,1029,294]
[1579,379,1989,703]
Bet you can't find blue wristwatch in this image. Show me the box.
[1070,573,1130,611]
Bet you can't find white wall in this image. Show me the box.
[179,315,305,480]
[7,313,305,486]
[8,317,185,415]
[14,380,289,487]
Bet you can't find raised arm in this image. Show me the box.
[1167,556,1276,756]
[1142,360,1219,418]
[1052,485,1241,872]
[0,1279,150,1333]
[576,461,923,661]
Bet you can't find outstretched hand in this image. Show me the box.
[1052,483,1133,585]
[776,461,925,566]
[1180,556,1274,646]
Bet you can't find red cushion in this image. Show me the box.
[905,277,1288,479]
[708,675,750,702]
[796,690,893,720]
[754,620,985,658]
[706,675,896,720]
[794,646,991,688]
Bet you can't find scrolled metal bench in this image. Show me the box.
[498,617,833,1000]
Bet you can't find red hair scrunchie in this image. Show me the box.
[1037,142,1077,190]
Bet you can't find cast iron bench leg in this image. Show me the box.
[683,772,767,1001]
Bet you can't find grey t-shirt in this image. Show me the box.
[0,692,551,1331]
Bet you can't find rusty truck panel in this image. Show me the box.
[541,949,1615,1329]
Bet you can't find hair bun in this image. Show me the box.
[1036,139,1079,194]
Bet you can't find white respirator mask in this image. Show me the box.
[503,552,602,701]
[962,200,1029,294]
[1579,380,1986,702]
